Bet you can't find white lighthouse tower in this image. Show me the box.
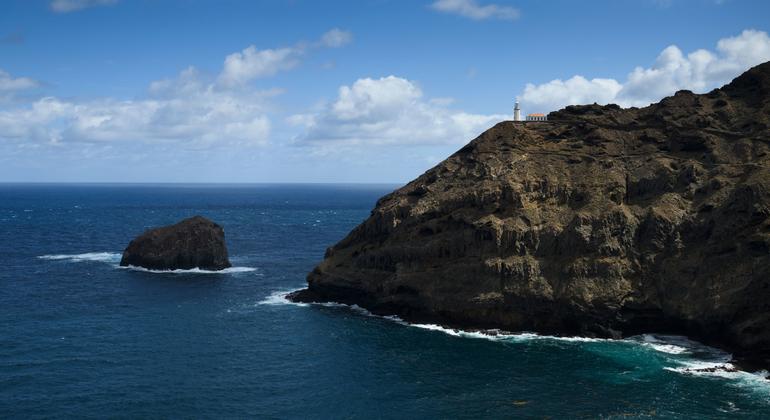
[513,100,521,121]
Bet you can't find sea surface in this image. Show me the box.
[1,184,769,419]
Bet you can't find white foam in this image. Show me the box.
[258,289,309,306]
[257,290,393,314]
[627,337,767,389]
[405,328,770,389]
[254,289,770,390]
[630,334,692,355]
[406,323,521,341]
[530,334,608,343]
[398,319,770,390]
[665,362,734,376]
[662,343,737,378]
[256,293,721,354]
[664,361,770,393]
[39,252,256,274]
[644,343,689,354]
[255,290,610,343]
[397,324,611,344]
[38,252,122,263]
[119,265,257,274]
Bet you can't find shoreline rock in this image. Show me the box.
[290,61,770,371]
[120,216,232,271]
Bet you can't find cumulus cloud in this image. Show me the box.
[430,0,520,21]
[0,69,40,104]
[0,29,353,147]
[520,29,770,112]
[519,76,622,113]
[319,28,353,48]
[0,69,39,92]
[0,67,273,146]
[0,63,276,147]
[49,0,117,13]
[290,75,506,147]
[217,46,300,88]
[216,28,353,87]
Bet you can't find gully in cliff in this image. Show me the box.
[120,216,232,271]
[290,61,770,372]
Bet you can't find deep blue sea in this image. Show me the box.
[1,184,769,419]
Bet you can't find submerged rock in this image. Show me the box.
[120,216,231,271]
[290,62,770,369]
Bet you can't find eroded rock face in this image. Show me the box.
[120,216,232,271]
[290,62,770,368]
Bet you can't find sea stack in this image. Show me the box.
[120,216,232,271]
[290,62,770,369]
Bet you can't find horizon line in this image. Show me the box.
[0,181,404,186]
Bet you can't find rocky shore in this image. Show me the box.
[290,62,770,370]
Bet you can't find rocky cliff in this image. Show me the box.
[120,216,231,271]
[290,62,770,369]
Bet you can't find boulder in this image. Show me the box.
[120,216,231,271]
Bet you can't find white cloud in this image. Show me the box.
[430,0,520,21]
[0,66,274,147]
[217,46,300,88]
[319,28,353,48]
[0,69,39,92]
[216,28,353,88]
[520,76,622,112]
[0,87,273,147]
[0,29,354,147]
[49,0,117,13]
[290,75,506,148]
[520,29,770,112]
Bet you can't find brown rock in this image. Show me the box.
[120,216,232,271]
[290,62,770,368]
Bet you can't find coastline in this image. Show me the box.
[287,287,770,377]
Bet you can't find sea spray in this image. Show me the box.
[38,252,122,263]
[39,252,258,274]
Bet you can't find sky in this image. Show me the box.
[1,0,769,183]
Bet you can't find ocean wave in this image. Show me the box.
[258,288,300,305]
[257,289,610,343]
[257,289,376,308]
[258,289,309,306]
[628,334,693,355]
[665,361,770,393]
[257,289,389,313]
[39,252,257,274]
[406,323,616,344]
[257,288,770,390]
[37,252,122,263]
[119,265,257,274]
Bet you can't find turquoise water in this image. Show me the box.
[1,184,768,418]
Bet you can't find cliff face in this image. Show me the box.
[290,62,770,368]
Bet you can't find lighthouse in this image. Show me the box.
[513,100,521,121]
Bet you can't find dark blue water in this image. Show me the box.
[1,184,768,419]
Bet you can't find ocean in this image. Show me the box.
[1,184,768,419]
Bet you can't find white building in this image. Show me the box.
[514,100,548,121]
[526,113,547,121]
[513,100,521,121]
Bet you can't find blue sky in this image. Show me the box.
[1,0,769,183]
